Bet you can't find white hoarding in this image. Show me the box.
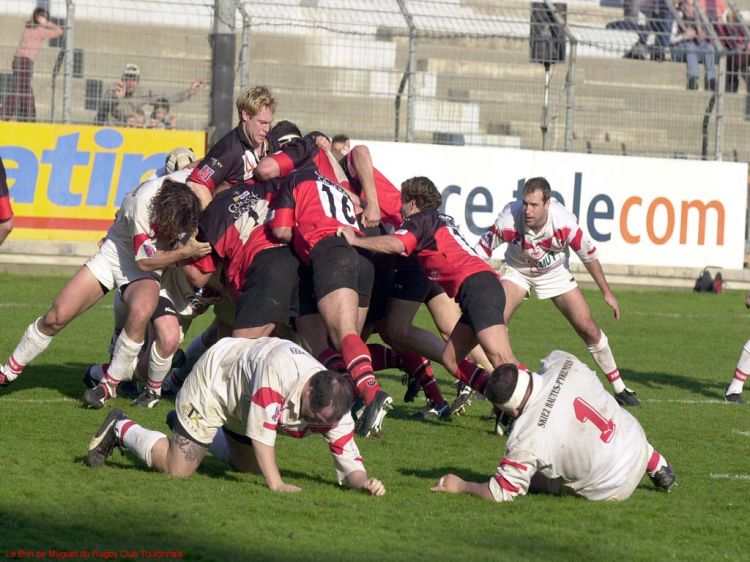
[359,141,748,270]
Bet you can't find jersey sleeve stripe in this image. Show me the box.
[500,457,529,471]
[393,231,417,256]
[272,152,295,178]
[493,473,520,493]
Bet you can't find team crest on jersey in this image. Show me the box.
[512,234,523,245]
[197,165,215,182]
[143,243,156,258]
[271,404,281,423]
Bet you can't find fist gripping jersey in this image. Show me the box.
[476,198,599,277]
[489,351,648,502]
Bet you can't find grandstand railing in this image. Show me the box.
[1,0,750,162]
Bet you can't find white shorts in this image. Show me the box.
[500,263,577,300]
[175,358,226,445]
[602,437,650,502]
[85,237,157,291]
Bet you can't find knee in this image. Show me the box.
[155,331,181,357]
[441,348,458,375]
[42,307,69,334]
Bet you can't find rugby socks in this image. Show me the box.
[401,350,445,404]
[587,331,626,394]
[340,334,380,404]
[728,340,750,395]
[116,419,166,468]
[208,430,231,464]
[2,317,53,381]
[455,359,489,395]
[106,330,143,392]
[368,343,400,371]
[146,343,173,396]
[317,348,347,373]
[646,445,668,476]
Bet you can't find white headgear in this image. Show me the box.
[500,368,532,412]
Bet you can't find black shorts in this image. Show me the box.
[362,248,397,325]
[456,271,506,333]
[392,255,431,302]
[152,296,179,321]
[235,246,300,330]
[309,236,373,307]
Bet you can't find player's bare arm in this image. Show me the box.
[181,263,212,288]
[251,439,302,493]
[137,236,211,272]
[342,470,386,496]
[349,145,381,228]
[186,180,213,210]
[255,156,281,181]
[583,259,619,320]
[337,227,405,255]
[431,474,495,501]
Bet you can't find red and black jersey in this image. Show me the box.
[188,125,279,194]
[267,135,350,189]
[393,208,496,298]
[270,166,362,263]
[191,180,282,297]
[341,153,402,232]
[0,156,13,221]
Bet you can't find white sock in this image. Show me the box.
[587,330,626,393]
[108,330,144,383]
[728,341,750,395]
[208,429,231,464]
[146,343,173,394]
[4,318,53,378]
[108,290,127,357]
[116,419,166,468]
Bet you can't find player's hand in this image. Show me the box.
[361,478,386,496]
[431,473,465,494]
[181,236,212,259]
[337,226,356,244]
[362,203,381,229]
[271,482,302,493]
[604,292,620,321]
[114,81,126,98]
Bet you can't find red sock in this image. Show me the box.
[647,450,666,474]
[456,359,489,394]
[340,334,380,404]
[401,350,444,404]
[368,343,400,372]
[316,348,347,373]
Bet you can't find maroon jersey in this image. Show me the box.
[188,125,279,194]
[341,153,403,232]
[192,181,282,297]
[0,157,12,221]
[393,209,496,298]
[270,167,362,263]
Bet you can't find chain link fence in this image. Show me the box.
[1,0,750,161]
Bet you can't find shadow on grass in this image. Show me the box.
[398,465,489,482]
[621,368,726,399]
[0,362,107,402]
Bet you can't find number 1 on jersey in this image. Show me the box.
[573,397,616,443]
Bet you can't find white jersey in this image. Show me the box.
[489,351,648,502]
[476,198,599,277]
[178,337,365,483]
[106,167,190,267]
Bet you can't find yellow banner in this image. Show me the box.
[1,122,205,241]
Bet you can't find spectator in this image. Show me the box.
[716,11,750,93]
[145,98,176,129]
[623,0,677,61]
[672,0,717,90]
[1,7,63,122]
[95,63,204,127]
[0,156,13,246]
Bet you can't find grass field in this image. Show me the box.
[0,272,748,561]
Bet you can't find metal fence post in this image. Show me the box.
[211,0,237,144]
[236,1,251,92]
[714,53,726,161]
[396,0,416,143]
[564,41,576,152]
[62,0,75,123]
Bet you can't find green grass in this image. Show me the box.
[0,273,748,561]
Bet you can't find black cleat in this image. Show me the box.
[413,400,451,420]
[402,372,421,403]
[82,365,101,389]
[649,463,677,492]
[724,387,744,404]
[494,409,516,436]
[86,408,127,468]
[615,388,640,407]
[165,409,178,431]
[356,391,393,438]
[84,382,115,409]
[132,387,161,408]
[450,382,475,416]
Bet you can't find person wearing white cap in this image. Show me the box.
[431,350,676,502]
[95,62,204,127]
